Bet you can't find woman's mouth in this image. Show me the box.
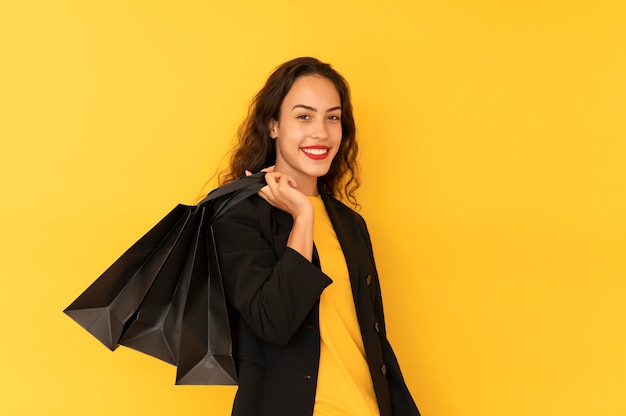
[301,146,330,160]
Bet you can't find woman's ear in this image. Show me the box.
[268,119,278,139]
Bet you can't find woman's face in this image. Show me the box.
[269,74,342,186]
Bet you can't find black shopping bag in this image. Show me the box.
[64,172,266,384]
[175,213,237,385]
[63,205,193,350]
[117,207,200,365]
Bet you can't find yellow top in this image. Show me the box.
[309,196,380,416]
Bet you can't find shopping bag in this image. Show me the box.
[175,213,237,385]
[63,205,194,350]
[64,172,266,384]
[117,207,200,365]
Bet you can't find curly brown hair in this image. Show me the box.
[219,57,360,206]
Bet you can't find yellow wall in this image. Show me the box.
[1,0,625,415]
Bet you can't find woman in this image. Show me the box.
[212,57,420,416]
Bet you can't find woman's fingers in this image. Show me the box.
[258,171,309,217]
[265,171,297,188]
[256,185,270,202]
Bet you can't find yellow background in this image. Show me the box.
[1,0,625,415]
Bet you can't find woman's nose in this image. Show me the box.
[312,119,328,139]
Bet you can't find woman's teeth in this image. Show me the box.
[302,148,328,155]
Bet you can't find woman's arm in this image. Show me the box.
[212,196,331,347]
[255,170,314,261]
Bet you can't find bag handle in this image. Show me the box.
[198,172,267,222]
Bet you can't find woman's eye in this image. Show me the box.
[297,114,310,120]
[328,115,340,121]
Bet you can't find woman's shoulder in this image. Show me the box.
[323,193,363,216]
[211,193,271,225]
[323,194,369,230]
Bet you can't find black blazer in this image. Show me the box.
[212,187,420,416]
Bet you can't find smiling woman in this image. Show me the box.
[212,57,421,416]
[219,57,359,208]
[269,75,343,195]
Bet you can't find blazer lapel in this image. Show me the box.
[319,189,363,297]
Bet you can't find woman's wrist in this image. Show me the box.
[287,211,314,261]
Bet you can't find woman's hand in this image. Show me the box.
[246,167,312,220]
[246,167,314,261]
[259,171,313,219]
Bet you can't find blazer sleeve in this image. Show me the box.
[356,214,421,416]
[212,196,332,347]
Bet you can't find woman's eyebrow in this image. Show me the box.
[292,104,342,112]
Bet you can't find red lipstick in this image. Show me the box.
[301,146,330,160]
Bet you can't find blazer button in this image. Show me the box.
[366,274,372,285]
[375,322,380,333]
[381,364,387,375]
